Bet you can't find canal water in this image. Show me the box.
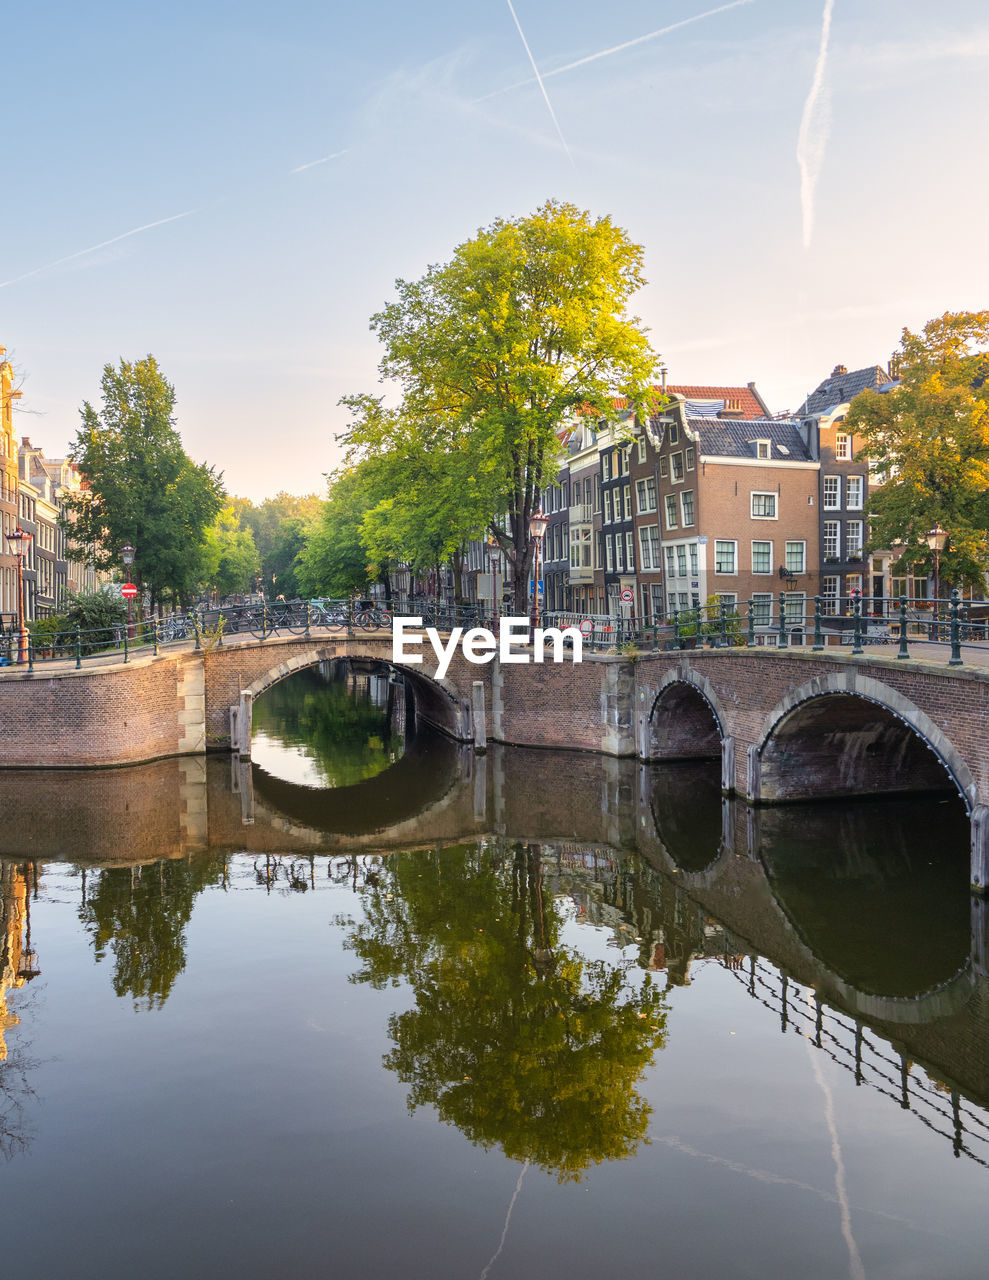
[0,663,986,1279]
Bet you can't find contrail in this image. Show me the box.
[477,0,755,102]
[479,1159,529,1280]
[0,209,198,290]
[806,1039,866,1280]
[504,0,575,165]
[796,0,835,249]
[290,149,349,174]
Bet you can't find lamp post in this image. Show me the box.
[528,509,549,630]
[121,543,135,638]
[5,526,32,664]
[925,522,948,615]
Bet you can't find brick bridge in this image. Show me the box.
[2,630,988,886]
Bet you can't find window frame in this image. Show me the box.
[750,491,778,520]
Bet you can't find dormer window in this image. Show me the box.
[754,439,771,459]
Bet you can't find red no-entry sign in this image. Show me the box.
[121,583,138,600]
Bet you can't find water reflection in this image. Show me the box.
[758,798,972,998]
[343,840,669,1182]
[0,861,39,1160]
[252,663,406,788]
[78,856,228,1009]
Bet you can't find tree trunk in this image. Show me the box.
[452,548,465,605]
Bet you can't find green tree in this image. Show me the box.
[346,200,660,611]
[295,461,391,598]
[60,356,225,611]
[345,842,668,1182]
[197,505,260,599]
[339,396,497,600]
[230,492,322,595]
[846,311,989,591]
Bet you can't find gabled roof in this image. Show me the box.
[665,383,769,419]
[798,365,896,415]
[686,417,813,462]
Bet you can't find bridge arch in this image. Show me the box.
[645,666,726,761]
[240,644,471,742]
[750,671,976,811]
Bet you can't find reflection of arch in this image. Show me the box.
[757,797,972,1004]
[241,644,470,739]
[645,760,727,880]
[250,731,463,836]
[646,668,726,761]
[752,673,974,810]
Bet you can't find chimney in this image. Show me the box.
[717,397,743,418]
[831,364,848,377]
[20,436,31,449]
[659,366,668,393]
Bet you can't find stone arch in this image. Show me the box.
[751,671,976,811]
[242,644,471,741]
[644,665,727,761]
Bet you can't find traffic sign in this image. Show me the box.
[579,618,593,636]
[620,587,634,604]
[121,583,138,600]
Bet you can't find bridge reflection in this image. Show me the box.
[1,741,987,1175]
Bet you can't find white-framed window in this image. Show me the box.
[593,476,601,512]
[823,475,841,509]
[783,592,806,627]
[636,477,656,513]
[823,520,840,559]
[605,535,614,572]
[755,439,771,459]
[685,446,695,471]
[626,530,635,570]
[637,437,646,463]
[660,456,668,477]
[668,592,678,615]
[751,593,773,626]
[665,546,676,578]
[752,540,772,574]
[623,484,632,521]
[671,452,684,482]
[715,540,737,574]
[676,545,688,577]
[616,538,625,572]
[844,574,863,601]
[665,493,679,529]
[669,423,679,445]
[846,475,865,510]
[835,433,852,460]
[751,491,777,519]
[689,543,698,576]
[639,524,660,570]
[822,575,839,608]
[603,489,613,524]
[602,453,612,481]
[846,520,864,558]
[785,541,806,574]
[680,489,695,526]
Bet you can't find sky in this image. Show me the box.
[3,0,987,500]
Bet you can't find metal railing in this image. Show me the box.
[4,591,989,671]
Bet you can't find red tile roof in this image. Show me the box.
[664,384,769,419]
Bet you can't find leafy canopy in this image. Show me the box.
[846,311,989,591]
[346,200,659,607]
[60,356,225,605]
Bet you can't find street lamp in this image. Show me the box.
[528,509,549,629]
[925,523,948,607]
[5,526,32,664]
[121,543,135,638]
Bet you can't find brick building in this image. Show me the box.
[0,351,21,630]
[648,393,820,640]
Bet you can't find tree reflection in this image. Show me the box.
[252,667,404,787]
[345,842,668,1181]
[79,855,226,1009]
